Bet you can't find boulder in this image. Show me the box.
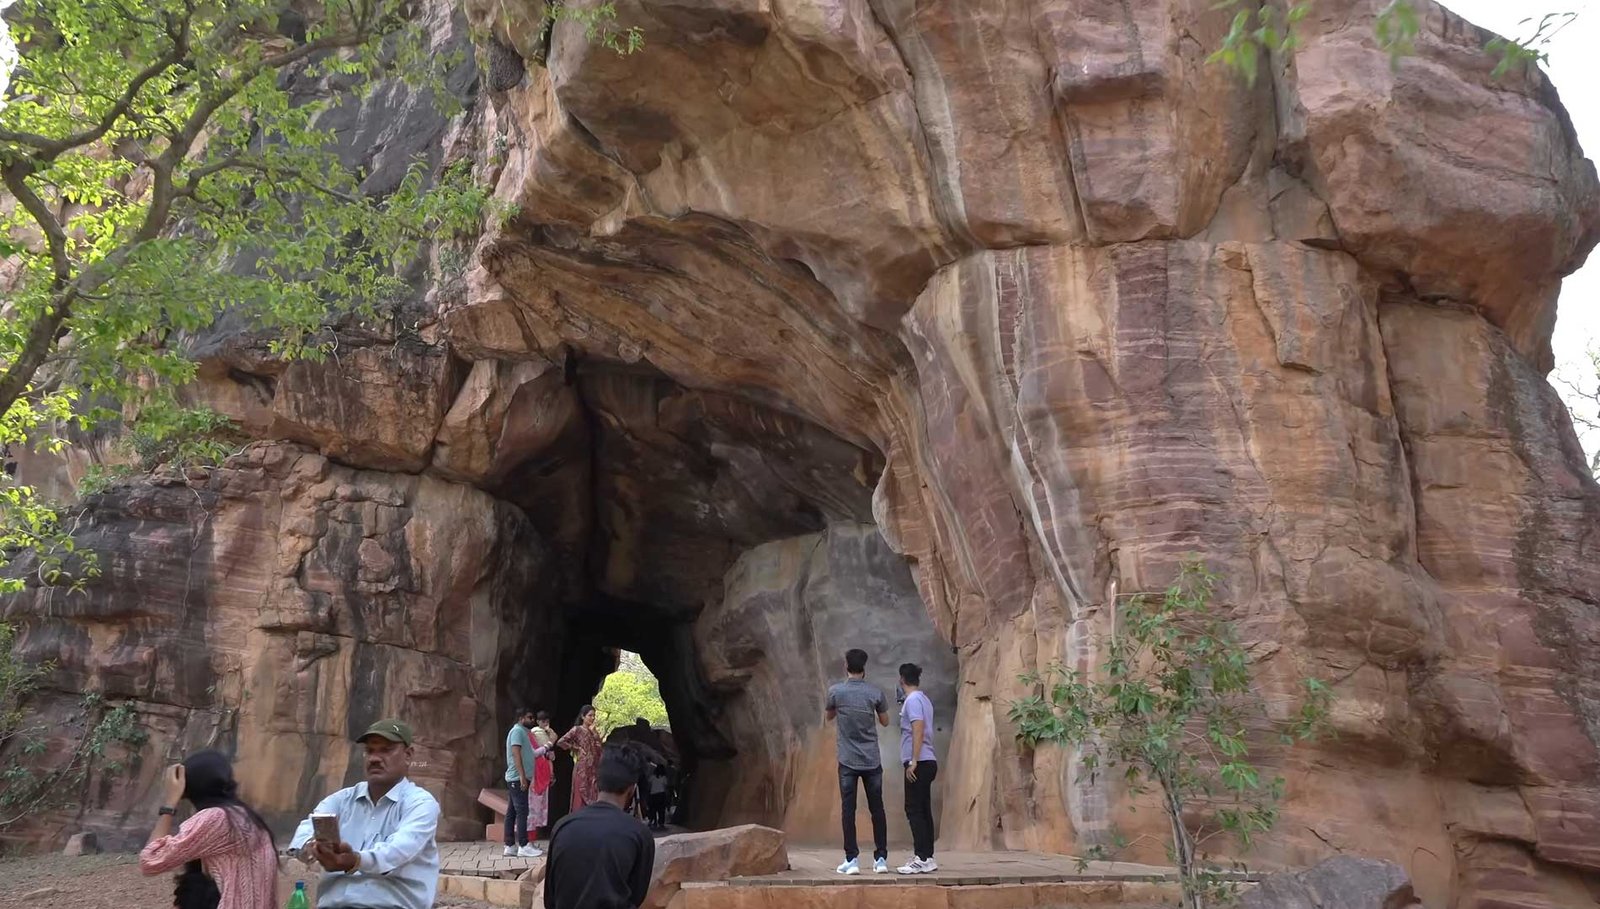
[62,833,98,856]
[645,825,789,909]
[1240,856,1421,909]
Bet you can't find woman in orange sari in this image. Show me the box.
[556,705,602,811]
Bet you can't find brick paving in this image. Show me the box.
[440,842,546,880]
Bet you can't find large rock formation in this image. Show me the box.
[4,0,1599,907]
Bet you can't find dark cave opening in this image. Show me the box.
[483,357,878,830]
[543,594,730,829]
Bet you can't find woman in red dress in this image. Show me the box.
[557,704,603,811]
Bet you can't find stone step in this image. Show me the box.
[679,880,1184,909]
[440,873,532,907]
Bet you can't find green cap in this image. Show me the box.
[358,718,413,746]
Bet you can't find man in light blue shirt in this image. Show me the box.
[289,718,441,909]
[504,707,549,858]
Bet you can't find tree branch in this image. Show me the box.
[0,40,189,164]
[0,166,78,415]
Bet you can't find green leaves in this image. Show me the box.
[1486,13,1578,78]
[593,651,669,737]
[542,2,645,58]
[1208,1,1308,86]
[0,0,525,591]
[1209,2,1577,82]
[1009,559,1331,909]
[1374,0,1420,66]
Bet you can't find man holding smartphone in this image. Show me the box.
[288,718,441,909]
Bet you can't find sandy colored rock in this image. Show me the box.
[4,1,1599,907]
[644,825,789,909]
[1240,857,1420,909]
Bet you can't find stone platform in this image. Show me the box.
[683,849,1193,909]
[440,841,1201,909]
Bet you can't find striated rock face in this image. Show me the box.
[693,523,957,845]
[4,442,556,847]
[5,0,1600,906]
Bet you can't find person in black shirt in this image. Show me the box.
[545,744,656,909]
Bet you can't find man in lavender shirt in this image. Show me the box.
[896,663,938,874]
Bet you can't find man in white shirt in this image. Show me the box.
[288,718,441,909]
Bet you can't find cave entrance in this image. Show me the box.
[488,362,957,842]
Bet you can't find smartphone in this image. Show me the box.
[312,813,340,845]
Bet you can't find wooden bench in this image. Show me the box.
[478,788,508,843]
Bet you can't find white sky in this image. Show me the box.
[1442,2,1599,460]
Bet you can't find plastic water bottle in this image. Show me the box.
[285,880,309,909]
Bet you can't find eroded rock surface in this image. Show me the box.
[5,0,1599,906]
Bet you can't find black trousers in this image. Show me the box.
[903,760,938,859]
[839,765,888,862]
[503,781,530,847]
[648,792,669,827]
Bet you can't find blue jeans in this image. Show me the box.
[839,765,887,862]
[504,781,530,847]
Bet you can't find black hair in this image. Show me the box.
[536,710,549,722]
[173,751,275,909]
[518,708,535,718]
[653,764,667,777]
[575,704,596,726]
[635,717,650,727]
[596,743,646,794]
[845,649,869,675]
[899,663,922,686]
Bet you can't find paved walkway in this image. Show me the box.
[440,841,545,879]
[440,841,1182,884]
[737,848,1178,886]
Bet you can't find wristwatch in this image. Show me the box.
[158,806,177,816]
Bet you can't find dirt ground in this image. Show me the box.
[0,853,499,909]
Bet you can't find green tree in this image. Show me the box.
[593,651,668,739]
[0,0,646,591]
[1010,561,1330,909]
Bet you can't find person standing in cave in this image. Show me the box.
[504,708,548,858]
[896,663,939,874]
[557,705,604,812]
[825,648,891,875]
[529,711,557,838]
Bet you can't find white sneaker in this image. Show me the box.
[873,858,889,874]
[836,858,860,875]
[921,858,938,872]
[502,845,517,857]
[897,858,935,875]
[518,844,544,858]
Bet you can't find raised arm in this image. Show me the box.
[557,725,583,750]
[139,808,234,875]
[825,689,838,723]
[288,791,343,854]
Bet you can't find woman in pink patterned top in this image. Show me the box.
[139,751,278,909]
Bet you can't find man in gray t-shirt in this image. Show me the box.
[824,648,890,874]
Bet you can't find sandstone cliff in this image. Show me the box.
[5,1,1600,907]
